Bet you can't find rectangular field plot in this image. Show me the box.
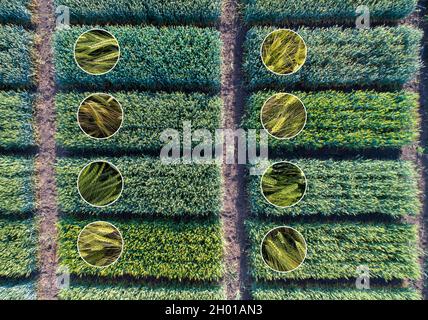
[54,26,221,92]
[56,157,221,217]
[54,0,221,25]
[243,90,419,150]
[0,218,36,278]
[56,91,221,153]
[58,217,224,281]
[0,26,34,89]
[60,279,225,300]
[249,159,420,218]
[247,220,420,281]
[0,0,32,25]
[0,157,35,215]
[243,0,417,25]
[0,91,35,150]
[244,26,421,91]
[0,279,36,300]
[252,283,421,300]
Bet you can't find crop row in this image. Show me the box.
[249,159,420,218]
[54,26,221,92]
[0,280,36,300]
[53,0,221,25]
[244,26,422,91]
[0,0,32,25]
[247,220,420,281]
[0,218,36,278]
[0,26,34,89]
[58,217,224,281]
[252,283,420,300]
[243,0,417,25]
[0,91,34,150]
[0,157,35,215]
[243,90,419,150]
[56,157,221,217]
[59,278,225,300]
[56,91,221,153]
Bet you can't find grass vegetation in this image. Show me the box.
[78,94,122,139]
[250,159,420,218]
[261,93,306,139]
[0,157,34,215]
[261,29,306,75]
[74,30,119,75]
[0,218,36,277]
[261,227,306,272]
[244,90,419,150]
[244,0,417,25]
[0,91,35,150]
[0,280,36,300]
[244,26,422,91]
[0,0,32,25]
[78,221,123,267]
[55,26,221,92]
[78,161,123,207]
[57,91,221,153]
[60,279,225,300]
[57,157,221,217]
[247,220,420,281]
[59,217,223,281]
[0,26,34,89]
[261,162,306,207]
[252,283,421,300]
[53,0,221,25]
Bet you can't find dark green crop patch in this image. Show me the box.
[247,220,420,281]
[0,0,32,25]
[0,91,35,150]
[56,157,221,217]
[244,26,422,91]
[53,0,221,25]
[54,26,221,92]
[0,26,34,89]
[249,159,420,218]
[56,91,222,153]
[0,280,36,300]
[243,90,419,150]
[58,217,224,281]
[243,0,417,25]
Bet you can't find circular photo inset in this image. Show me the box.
[261,161,307,208]
[261,226,307,273]
[261,29,307,76]
[78,221,123,268]
[77,161,123,208]
[74,29,120,75]
[78,93,123,139]
[261,93,307,140]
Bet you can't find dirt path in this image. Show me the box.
[34,0,58,300]
[220,0,251,300]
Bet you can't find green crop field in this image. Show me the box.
[56,157,221,217]
[0,26,34,89]
[56,91,222,153]
[0,280,36,300]
[0,218,36,278]
[247,220,420,281]
[60,279,225,300]
[252,283,420,300]
[54,26,221,92]
[249,159,420,218]
[53,0,221,25]
[243,90,419,150]
[0,157,35,215]
[243,0,417,24]
[244,26,421,91]
[0,91,35,150]
[0,0,32,25]
[58,217,223,281]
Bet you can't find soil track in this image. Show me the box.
[34,0,58,300]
